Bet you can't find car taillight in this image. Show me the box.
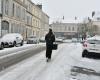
[83,44,87,47]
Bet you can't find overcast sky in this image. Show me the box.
[32,0,100,23]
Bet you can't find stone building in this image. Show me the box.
[0,0,49,39]
[0,0,27,38]
[50,22,79,39]
[31,3,41,38]
[40,11,49,37]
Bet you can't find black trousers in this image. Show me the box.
[46,47,52,59]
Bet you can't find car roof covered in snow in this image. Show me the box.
[87,35,100,40]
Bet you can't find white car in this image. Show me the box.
[27,36,39,44]
[1,33,23,47]
[82,35,100,57]
[72,38,77,42]
[56,37,63,42]
[40,37,45,42]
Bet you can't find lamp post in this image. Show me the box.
[0,0,2,37]
[0,15,2,37]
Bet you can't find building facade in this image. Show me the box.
[50,22,79,39]
[91,21,100,35]
[40,11,49,37]
[31,3,41,38]
[92,12,100,35]
[0,0,49,39]
[0,0,27,38]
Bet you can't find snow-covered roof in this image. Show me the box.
[61,19,83,23]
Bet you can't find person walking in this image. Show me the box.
[45,29,55,62]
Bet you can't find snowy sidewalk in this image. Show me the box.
[0,43,82,80]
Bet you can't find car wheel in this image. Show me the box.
[20,41,23,46]
[13,41,17,47]
[82,50,88,57]
[0,43,4,50]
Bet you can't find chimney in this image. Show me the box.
[37,4,42,9]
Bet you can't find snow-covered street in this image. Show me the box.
[0,43,46,71]
[0,43,100,80]
[0,43,46,56]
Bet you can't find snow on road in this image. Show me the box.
[0,43,100,80]
[0,43,46,56]
[1,43,45,52]
[0,43,81,80]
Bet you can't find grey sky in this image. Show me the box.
[32,0,100,23]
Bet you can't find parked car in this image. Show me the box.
[0,39,4,50]
[39,37,45,42]
[56,38,63,42]
[72,38,77,42]
[1,33,23,47]
[27,36,39,44]
[82,35,100,57]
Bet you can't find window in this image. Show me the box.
[68,26,70,31]
[30,17,32,26]
[12,3,15,16]
[72,27,74,31]
[27,16,29,25]
[5,0,9,15]
[36,20,37,27]
[16,5,21,18]
[2,21,9,30]
[17,6,20,18]
[33,19,35,26]
[23,9,25,20]
[77,27,79,31]
[33,31,34,35]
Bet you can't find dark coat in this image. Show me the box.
[45,32,55,58]
[45,33,55,49]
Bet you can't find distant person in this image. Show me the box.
[82,34,86,41]
[45,29,55,62]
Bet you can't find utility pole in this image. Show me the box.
[0,0,3,37]
[74,16,79,40]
